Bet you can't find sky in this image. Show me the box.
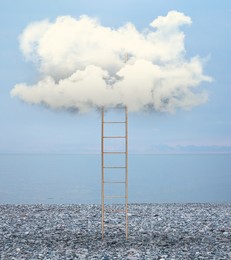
[0,0,231,154]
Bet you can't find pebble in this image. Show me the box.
[0,203,231,259]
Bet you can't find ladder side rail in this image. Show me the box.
[125,106,128,240]
[101,107,105,240]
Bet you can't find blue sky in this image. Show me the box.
[0,0,231,154]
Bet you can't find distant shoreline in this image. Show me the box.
[1,152,231,155]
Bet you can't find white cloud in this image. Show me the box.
[11,11,212,113]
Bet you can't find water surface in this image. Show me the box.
[0,154,230,204]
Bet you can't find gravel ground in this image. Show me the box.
[0,203,231,259]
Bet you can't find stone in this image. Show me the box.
[0,203,230,259]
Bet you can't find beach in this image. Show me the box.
[0,203,230,259]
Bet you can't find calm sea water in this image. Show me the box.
[0,154,230,204]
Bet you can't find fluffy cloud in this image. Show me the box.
[11,11,212,113]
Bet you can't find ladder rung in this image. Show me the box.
[103,152,126,154]
[104,181,125,183]
[104,166,126,169]
[104,121,126,124]
[105,196,127,199]
[103,136,126,138]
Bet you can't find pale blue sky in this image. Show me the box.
[0,0,231,154]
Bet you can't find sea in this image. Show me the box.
[0,154,230,204]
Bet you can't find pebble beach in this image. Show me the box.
[0,203,231,259]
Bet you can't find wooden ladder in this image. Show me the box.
[101,106,128,239]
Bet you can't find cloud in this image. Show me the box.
[11,11,212,113]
